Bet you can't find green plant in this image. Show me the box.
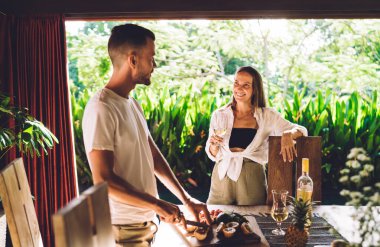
[70,88,93,190]
[339,148,380,246]
[0,91,58,160]
[135,82,230,188]
[282,90,380,203]
[71,82,230,191]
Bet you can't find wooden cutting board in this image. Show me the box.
[175,222,261,246]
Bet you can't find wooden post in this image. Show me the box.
[52,196,93,247]
[82,183,114,247]
[267,136,294,205]
[52,182,113,247]
[267,136,322,205]
[0,158,43,247]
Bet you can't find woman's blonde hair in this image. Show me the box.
[232,66,266,110]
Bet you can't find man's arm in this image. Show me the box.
[89,149,181,223]
[148,136,212,224]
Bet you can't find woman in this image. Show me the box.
[205,66,307,205]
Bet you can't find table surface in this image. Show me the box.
[153,205,364,247]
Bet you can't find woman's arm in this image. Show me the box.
[268,108,308,162]
[281,129,304,162]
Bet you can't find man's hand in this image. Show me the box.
[184,197,212,225]
[154,199,181,224]
[280,131,297,162]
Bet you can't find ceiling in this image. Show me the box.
[1,0,380,19]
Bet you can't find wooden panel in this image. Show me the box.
[266,136,294,205]
[52,196,93,247]
[0,158,43,247]
[0,0,380,18]
[81,183,114,247]
[296,136,322,202]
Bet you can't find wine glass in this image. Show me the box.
[271,190,289,235]
[213,113,228,145]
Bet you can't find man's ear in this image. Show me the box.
[128,51,137,68]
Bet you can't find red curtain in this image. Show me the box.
[0,15,77,246]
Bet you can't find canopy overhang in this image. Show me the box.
[1,0,380,19]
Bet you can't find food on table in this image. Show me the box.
[185,224,197,233]
[194,226,210,241]
[225,221,239,229]
[230,212,249,224]
[222,227,236,238]
[215,211,248,225]
[285,197,312,247]
[200,209,223,223]
[215,212,233,224]
[216,222,225,235]
[240,222,254,235]
[186,210,257,242]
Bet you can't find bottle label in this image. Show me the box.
[297,188,313,202]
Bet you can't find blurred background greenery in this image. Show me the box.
[66,19,380,205]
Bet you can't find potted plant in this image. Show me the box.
[0,90,58,247]
[0,91,58,160]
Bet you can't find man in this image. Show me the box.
[82,24,211,246]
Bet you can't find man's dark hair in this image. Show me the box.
[108,24,155,63]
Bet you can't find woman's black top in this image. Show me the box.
[229,128,257,149]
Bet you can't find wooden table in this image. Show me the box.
[153,205,367,247]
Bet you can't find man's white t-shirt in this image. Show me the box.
[82,88,158,224]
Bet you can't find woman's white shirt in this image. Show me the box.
[205,104,308,182]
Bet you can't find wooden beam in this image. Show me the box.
[1,0,380,18]
[267,136,294,205]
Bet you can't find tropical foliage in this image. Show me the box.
[282,90,380,198]
[67,20,380,203]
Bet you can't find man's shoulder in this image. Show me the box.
[84,90,117,117]
[87,89,122,108]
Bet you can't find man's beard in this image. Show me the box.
[136,73,152,86]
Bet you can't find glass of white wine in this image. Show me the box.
[271,189,289,236]
[213,113,227,146]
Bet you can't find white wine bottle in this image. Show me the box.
[296,158,313,227]
[296,158,313,203]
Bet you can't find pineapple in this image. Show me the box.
[285,197,312,247]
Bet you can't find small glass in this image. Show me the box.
[271,190,289,235]
[213,113,228,145]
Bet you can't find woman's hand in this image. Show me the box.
[210,134,223,146]
[280,131,297,162]
[209,134,224,156]
[184,197,212,225]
